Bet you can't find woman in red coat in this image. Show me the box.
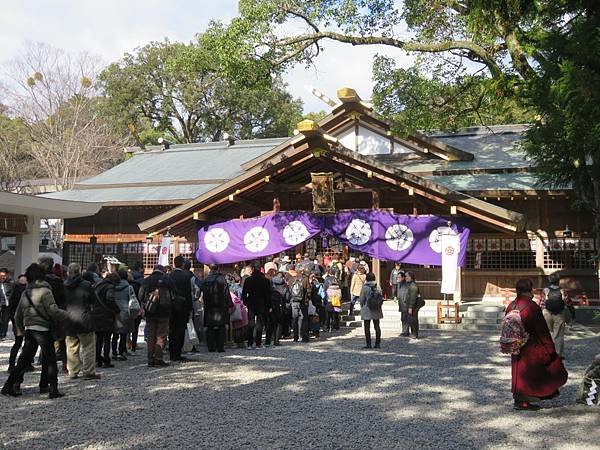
[507,278,568,410]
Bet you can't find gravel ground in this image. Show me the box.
[0,324,598,450]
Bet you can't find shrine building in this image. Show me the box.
[43,88,598,302]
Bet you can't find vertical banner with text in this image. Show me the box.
[441,233,460,295]
[158,235,171,267]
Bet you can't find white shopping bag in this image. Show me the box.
[186,319,199,344]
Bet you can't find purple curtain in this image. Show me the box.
[196,210,470,266]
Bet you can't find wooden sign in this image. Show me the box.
[311,172,335,213]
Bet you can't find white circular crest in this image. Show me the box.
[345,219,372,246]
[428,227,454,253]
[385,224,414,251]
[244,226,270,252]
[203,228,230,254]
[282,220,310,246]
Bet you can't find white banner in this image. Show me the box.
[158,236,171,267]
[441,233,460,294]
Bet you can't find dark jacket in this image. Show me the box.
[241,271,272,314]
[45,273,66,309]
[93,279,120,332]
[202,271,231,326]
[406,281,419,309]
[8,282,26,319]
[397,281,409,312]
[0,279,14,308]
[139,270,176,319]
[64,275,96,335]
[169,268,194,315]
[271,275,291,317]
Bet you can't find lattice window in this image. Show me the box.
[466,251,536,270]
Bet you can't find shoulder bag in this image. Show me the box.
[24,290,64,340]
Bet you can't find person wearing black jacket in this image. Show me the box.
[129,262,144,353]
[202,264,232,353]
[168,256,194,362]
[267,272,291,346]
[64,263,100,380]
[241,261,272,349]
[92,272,120,368]
[7,274,27,372]
[0,268,14,339]
[139,265,176,367]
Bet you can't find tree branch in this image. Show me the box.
[276,31,502,78]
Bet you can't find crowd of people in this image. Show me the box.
[1,252,423,399]
[2,251,580,411]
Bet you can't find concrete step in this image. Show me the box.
[462,317,502,325]
[421,323,501,332]
[466,304,505,313]
[464,311,504,320]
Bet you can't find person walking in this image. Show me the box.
[64,263,100,380]
[0,268,14,339]
[111,269,132,361]
[349,265,367,316]
[7,274,28,373]
[201,264,231,353]
[1,263,68,399]
[541,273,570,359]
[93,273,120,368]
[241,261,271,349]
[268,271,290,346]
[169,256,194,362]
[359,272,383,348]
[405,271,421,339]
[139,265,175,367]
[506,278,568,410]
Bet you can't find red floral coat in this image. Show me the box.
[506,296,568,398]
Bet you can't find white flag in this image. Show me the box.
[441,233,460,294]
[158,236,171,267]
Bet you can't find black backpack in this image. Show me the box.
[310,285,323,308]
[203,277,226,309]
[271,288,284,313]
[545,287,565,314]
[367,285,384,310]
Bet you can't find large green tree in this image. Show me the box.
[99,25,303,146]
[231,0,600,250]
[521,1,600,254]
[233,0,543,130]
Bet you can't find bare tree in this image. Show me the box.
[1,43,124,191]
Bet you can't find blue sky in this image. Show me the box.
[0,0,412,113]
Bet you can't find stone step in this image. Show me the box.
[464,311,505,320]
[421,323,501,332]
[461,317,503,325]
[466,305,505,313]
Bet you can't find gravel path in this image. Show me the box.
[0,324,598,450]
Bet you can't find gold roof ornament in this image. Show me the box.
[337,87,361,103]
[297,119,321,133]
